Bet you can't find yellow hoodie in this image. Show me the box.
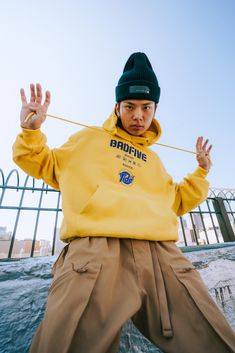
[13,112,209,242]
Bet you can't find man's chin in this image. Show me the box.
[128,127,145,136]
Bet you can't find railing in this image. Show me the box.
[0,169,62,259]
[0,169,235,259]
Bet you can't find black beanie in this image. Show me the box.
[115,52,161,103]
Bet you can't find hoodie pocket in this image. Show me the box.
[78,184,178,238]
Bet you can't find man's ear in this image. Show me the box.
[115,103,120,117]
[154,103,158,114]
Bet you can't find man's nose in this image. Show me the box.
[133,109,143,120]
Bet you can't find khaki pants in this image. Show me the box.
[30,237,235,353]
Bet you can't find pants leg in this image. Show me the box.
[30,237,235,353]
[132,241,235,353]
[29,237,142,353]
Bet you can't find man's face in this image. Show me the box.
[115,100,157,136]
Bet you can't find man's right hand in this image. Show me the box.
[20,83,51,130]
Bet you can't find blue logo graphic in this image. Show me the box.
[119,170,135,186]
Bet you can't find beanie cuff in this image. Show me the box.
[115,80,160,103]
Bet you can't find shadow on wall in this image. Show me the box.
[0,244,235,353]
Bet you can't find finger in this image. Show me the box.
[30,83,36,103]
[20,88,27,105]
[43,90,51,111]
[196,136,202,152]
[196,137,200,151]
[202,139,209,151]
[207,144,213,154]
[36,83,42,104]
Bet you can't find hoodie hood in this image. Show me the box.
[103,110,162,147]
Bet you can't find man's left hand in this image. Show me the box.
[196,136,212,172]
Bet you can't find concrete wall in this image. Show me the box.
[0,243,235,353]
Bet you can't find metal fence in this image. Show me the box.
[0,169,235,259]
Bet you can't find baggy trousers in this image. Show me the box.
[29,237,235,353]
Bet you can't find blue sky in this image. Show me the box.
[0,0,235,188]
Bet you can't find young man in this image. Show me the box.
[13,53,235,353]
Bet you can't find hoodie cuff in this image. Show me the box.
[193,166,209,178]
[20,128,47,151]
[22,127,41,134]
[21,127,44,140]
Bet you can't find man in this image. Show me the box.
[13,53,235,353]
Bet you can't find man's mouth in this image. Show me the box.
[131,125,144,129]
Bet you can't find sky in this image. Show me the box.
[0,0,235,191]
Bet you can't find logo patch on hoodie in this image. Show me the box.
[119,170,135,186]
[110,139,147,162]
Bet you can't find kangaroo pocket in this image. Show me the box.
[76,184,178,240]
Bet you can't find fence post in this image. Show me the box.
[213,197,235,242]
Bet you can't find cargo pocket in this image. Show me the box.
[43,261,103,352]
[48,260,102,298]
[171,264,214,316]
[171,264,231,344]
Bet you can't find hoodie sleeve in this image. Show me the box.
[12,128,78,190]
[172,166,209,216]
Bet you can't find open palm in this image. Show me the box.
[196,136,212,171]
[20,83,51,130]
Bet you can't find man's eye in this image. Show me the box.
[126,105,133,110]
[144,106,151,110]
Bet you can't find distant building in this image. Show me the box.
[54,227,64,255]
[0,226,12,258]
[0,226,12,240]
[192,214,204,231]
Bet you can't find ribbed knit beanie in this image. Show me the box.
[115,52,160,103]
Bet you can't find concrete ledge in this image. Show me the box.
[181,241,235,253]
[0,244,235,353]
